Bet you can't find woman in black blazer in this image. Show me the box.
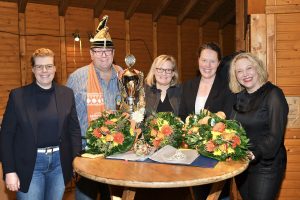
[179,42,233,200]
[179,42,233,120]
[0,48,82,200]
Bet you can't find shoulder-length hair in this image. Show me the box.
[145,55,179,86]
[229,52,268,93]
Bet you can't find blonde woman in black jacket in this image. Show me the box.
[144,55,182,117]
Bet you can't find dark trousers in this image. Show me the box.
[76,176,111,200]
[235,166,285,200]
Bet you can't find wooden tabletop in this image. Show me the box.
[73,157,248,188]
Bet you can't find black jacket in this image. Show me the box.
[145,84,182,117]
[232,82,288,171]
[179,73,233,120]
[0,82,82,192]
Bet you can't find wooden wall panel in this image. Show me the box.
[269,1,300,199]
[65,7,94,77]
[276,0,300,5]
[278,139,300,199]
[222,24,236,57]
[181,19,199,82]
[130,13,153,75]
[202,22,219,44]
[25,4,61,83]
[157,16,178,61]
[0,2,20,117]
[276,13,300,88]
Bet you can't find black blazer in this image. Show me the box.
[179,73,234,120]
[144,84,182,117]
[0,82,82,192]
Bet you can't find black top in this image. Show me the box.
[145,84,182,117]
[157,94,174,113]
[0,82,82,192]
[179,73,234,120]
[35,83,59,147]
[231,82,288,171]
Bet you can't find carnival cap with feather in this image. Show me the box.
[91,15,114,48]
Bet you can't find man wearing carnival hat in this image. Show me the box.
[67,15,122,200]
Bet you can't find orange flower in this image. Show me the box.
[105,134,114,142]
[153,139,161,148]
[212,122,226,132]
[198,116,211,125]
[100,126,110,134]
[93,129,102,138]
[221,132,235,141]
[205,140,216,152]
[232,136,241,148]
[150,119,157,126]
[104,120,115,125]
[219,143,228,152]
[216,111,226,119]
[181,141,189,149]
[156,132,165,140]
[113,132,125,144]
[161,125,173,136]
[150,129,158,137]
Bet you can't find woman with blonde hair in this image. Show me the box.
[144,55,181,116]
[229,52,288,200]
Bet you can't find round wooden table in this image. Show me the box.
[73,157,248,200]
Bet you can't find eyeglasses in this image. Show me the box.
[155,68,173,74]
[34,64,55,71]
[91,49,113,56]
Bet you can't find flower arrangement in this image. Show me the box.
[183,109,249,161]
[85,110,139,156]
[143,112,184,149]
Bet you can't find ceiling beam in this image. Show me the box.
[219,11,235,29]
[59,0,69,16]
[125,0,142,19]
[177,0,199,24]
[18,0,28,13]
[199,0,226,26]
[94,0,109,18]
[152,0,173,22]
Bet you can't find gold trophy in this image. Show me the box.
[119,54,145,116]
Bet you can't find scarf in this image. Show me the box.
[87,63,122,123]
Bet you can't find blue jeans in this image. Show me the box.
[17,151,65,200]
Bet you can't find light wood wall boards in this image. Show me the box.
[249,0,300,199]
[0,2,235,115]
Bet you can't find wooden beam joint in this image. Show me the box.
[59,0,69,16]
[125,0,142,19]
[18,0,28,13]
[153,0,173,22]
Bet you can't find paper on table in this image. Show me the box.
[106,150,154,161]
[149,145,199,165]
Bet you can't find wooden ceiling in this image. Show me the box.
[2,0,236,27]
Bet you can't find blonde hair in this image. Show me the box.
[229,52,268,93]
[31,48,55,67]
[145,55,179,86]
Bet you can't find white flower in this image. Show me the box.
[131,108,145,123]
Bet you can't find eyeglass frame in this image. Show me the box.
[34,64,55,71]
[155,68,174,74]
[91,49,114,56]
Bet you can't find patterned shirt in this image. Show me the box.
[66,65,121,148]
